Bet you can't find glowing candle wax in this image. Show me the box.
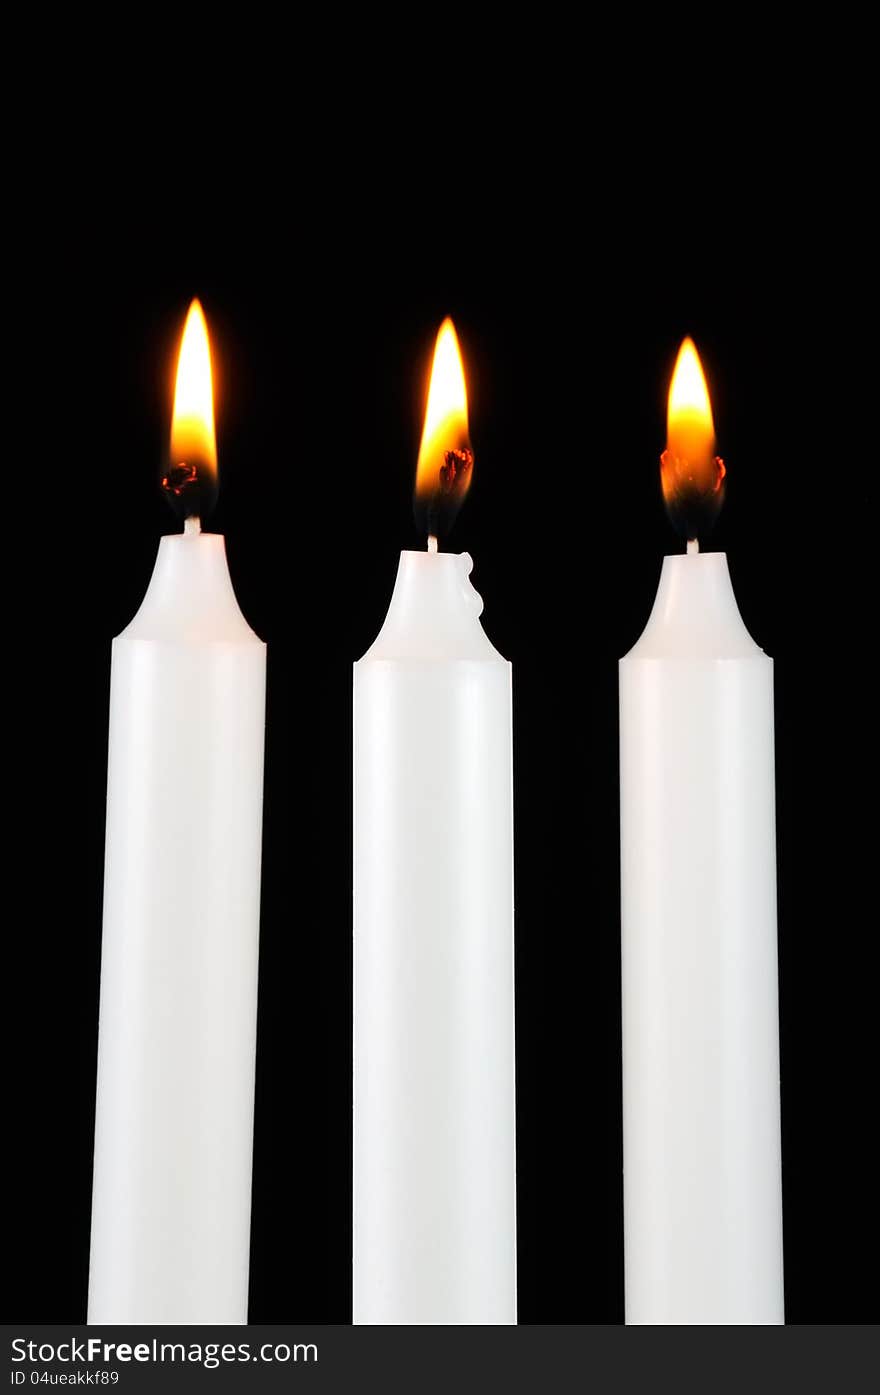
[619,339,784,1324]
[353,321,516,1324]
[88,302,265,1324]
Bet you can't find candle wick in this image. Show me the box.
[184,515,202,538]
[427,535,438,554]
[687,538,699,556]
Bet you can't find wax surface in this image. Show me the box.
[353,551,516,1324]
[619,552,784,1324]
[89,532,265,1324]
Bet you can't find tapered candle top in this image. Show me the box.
[163,299,218,524]
[661,337,726,546]
[414,318,473,549]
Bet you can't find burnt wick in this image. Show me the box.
[162,461,199,498]
[439,447,473,494]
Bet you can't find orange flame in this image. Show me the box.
[170,299,217,476]
[661,337,726,541]
[414,318,473,540]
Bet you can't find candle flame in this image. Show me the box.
[414,318,473,543]
[171,299,217,477]
[661,336,726,542]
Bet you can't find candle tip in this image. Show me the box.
[164,300,218,525]
[184,515,202,538]
[687,538,700,555]
[414,320,473,544]
[661,338,726,544]
[427,534,439,554]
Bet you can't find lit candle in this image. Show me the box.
[353,320,516,1324]
[619,339,784,1324]
[88,301,266,1324]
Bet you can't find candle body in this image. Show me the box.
[619,553,783,1324]
[353,551,516,1324]
[89,533,265,1324]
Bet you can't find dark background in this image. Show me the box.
[6,209,877,1323]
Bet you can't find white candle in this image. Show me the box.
[619,340,783,1324]
[353,322,516,1324]
[88,302,265,1324]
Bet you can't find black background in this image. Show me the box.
[6,201,877,1325]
